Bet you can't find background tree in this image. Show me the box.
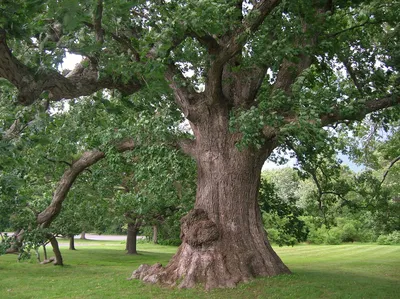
[259,171,308,246]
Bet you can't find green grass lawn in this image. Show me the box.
[0,241,399,298]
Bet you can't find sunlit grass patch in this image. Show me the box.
[0,243,399,298]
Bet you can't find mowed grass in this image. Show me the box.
[0,241,399,299]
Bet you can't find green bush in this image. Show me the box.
[266,228,280,243]
[358,229,378,242]
[377,231,400,245]
[377,235,389,245]
[341,223,358,243]
[307,225,329,244]
[307,226,326,244]
[307,225,343,245]
[157,238,182,246]
[325,228,342,245]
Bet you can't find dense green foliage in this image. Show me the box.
[262,155,400,245]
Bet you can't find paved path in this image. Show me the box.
[74,234,127,241]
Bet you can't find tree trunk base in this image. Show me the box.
[130,241,290,290]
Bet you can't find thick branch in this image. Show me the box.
[37,139,135,227]
[189,29,220,55]
[281,95,400,128]
[165,63,204,121]
[243,0,283,33]
[320,95,400,126]
[204,0,282,102]
[0,30,141,106]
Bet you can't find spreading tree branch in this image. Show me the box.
[320,95,400,127]
[37,139,135,227]
[165,62,204,121]
[0,29,141,106]
[203,0,282,102]
[281,95,400,128]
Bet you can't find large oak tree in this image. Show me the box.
[1,0,399,289]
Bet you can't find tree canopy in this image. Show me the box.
[1,0,399,290]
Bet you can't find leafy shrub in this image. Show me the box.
[307,226,327,244]
[341,223,358,243]
[259,179,308,246]
[377,231,400,245]
[157,238,182,246]
[377,235,389,245]
[325,228,342,245]
[307,225,343,245]
[358,229,378,242]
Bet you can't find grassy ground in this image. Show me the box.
[0,241,399,299]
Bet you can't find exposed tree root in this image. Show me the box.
[40,257,57,265]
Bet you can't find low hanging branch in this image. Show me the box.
[37,138,135,228]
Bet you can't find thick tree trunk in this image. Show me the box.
[126,222,138,255]
[80,231,86,240]
[131,106,290,289]
[69,235,76,250]
[152,225,158,244]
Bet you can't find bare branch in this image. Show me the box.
[339,55,364,95]
[83,21,141,61]
[380,155,400,187]
[43,156,72,167]
[327,19,378,38]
